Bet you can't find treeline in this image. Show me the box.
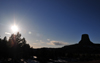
[0,32,32,61]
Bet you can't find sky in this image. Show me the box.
[0,0,100,48]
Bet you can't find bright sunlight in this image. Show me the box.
[11,25,19,33]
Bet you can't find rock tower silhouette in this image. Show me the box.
[79,34,94,45]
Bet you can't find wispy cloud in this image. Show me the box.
[5,32,11,35]
[47,41,69,45]
[47,39,50,41]
[36,40,39,41]
[33,43,38,44]
[40,40,44,43]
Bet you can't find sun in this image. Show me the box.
[11,25,19,33]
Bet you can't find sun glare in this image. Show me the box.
[11,25,18,33]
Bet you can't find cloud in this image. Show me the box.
[36,40,39,41]
[28,31,32,34]
[33,43,37,44]
[47,39,50,41]
[40,40,44,43]
[47,41,69,45]
[5,32,11,35]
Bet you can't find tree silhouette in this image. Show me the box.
[0,32,31,62]
[8,32,30,60]
[8,32,26,47]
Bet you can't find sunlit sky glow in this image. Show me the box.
[0,0,100,48]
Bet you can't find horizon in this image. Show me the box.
[1,33,100,49]
[0,0,100,48]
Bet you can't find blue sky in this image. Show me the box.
[0,0,100,48]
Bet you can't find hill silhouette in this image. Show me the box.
[63,34,100,53]
[32,34,100,62]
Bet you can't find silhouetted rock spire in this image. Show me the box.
[79,34,94,45]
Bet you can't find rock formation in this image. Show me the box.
[79,34,94,45]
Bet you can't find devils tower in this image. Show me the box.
[79,34,94,45]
